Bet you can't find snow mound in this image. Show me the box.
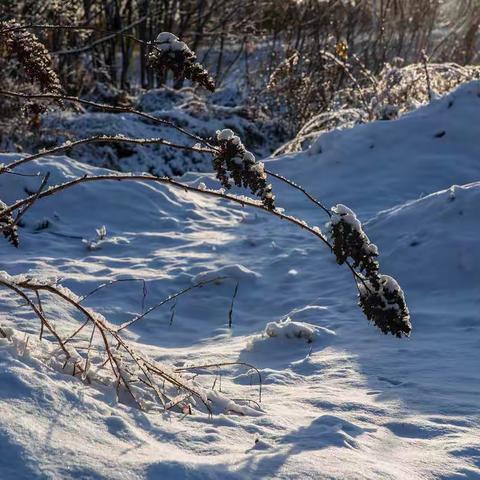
[264,318,335,343]
[271,80,480,217]
[367,181,480,297]
[192,264,261,283]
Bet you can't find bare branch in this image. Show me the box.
[12,172,50,227]
[265,168,331,217]
[2,135,213,173]
[175,361,262,403]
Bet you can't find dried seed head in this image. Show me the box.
[212,129,275,209]
[329,204,379,275]
[328,204,410,336]
[0,200,19,248]
[147,32,215,91]
[358,274,411,337]
[1,21,62,95]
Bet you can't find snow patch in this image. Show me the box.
[263,318,335,343]
[192,264,261,283]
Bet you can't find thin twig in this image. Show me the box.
[79,278,148,304]
[421,50,433,102]
[12,172,50,227]
[117,276,226,332]
[228,282,239,329]
[265,168,331,217]
[35,290,45,340]
[175,361,262,403]
[0,22,162,57]
[0,279,69,356]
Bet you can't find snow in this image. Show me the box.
[154,32,179,44]
[192,264,262,283]
[153,32,188,53]
[38,88,282,177]
[217,128,235,141]
[0,81,480,478]
[262,318,332,343]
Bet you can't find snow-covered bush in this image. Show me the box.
[267,57,480,154]
[0,271,259,415]
[275,59,480,155]
[39,88,281,177]
[261,49,350,135]
[370,62,480,118]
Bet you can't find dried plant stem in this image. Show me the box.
[12,172,50,227]
[422,50,433,102]
[0,22,164,57]
[1,172,368,291]
[0,279,69,357]
[79,278,148,304]
[265,169,331,217]
[9,278,210,411]
[117,276,227,332]
[228,282,239,329]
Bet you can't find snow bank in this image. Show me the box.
[270,81,480,218]
[367,181,480,297]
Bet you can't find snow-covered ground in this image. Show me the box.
[0,82,479,479]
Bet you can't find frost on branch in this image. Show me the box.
[329,204,379,275]
[212,129,275,210]
[0,200,19,248]
[359,274,411,338]
[148,32,215,91]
